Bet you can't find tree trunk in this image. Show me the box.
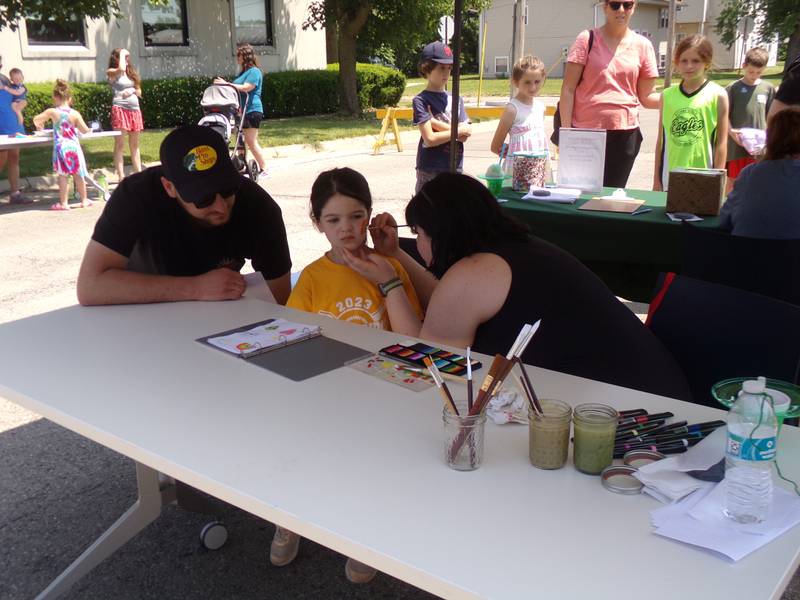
[336,2,371,116]
[326,21,339,64]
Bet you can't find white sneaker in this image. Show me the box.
[256,170,269,182]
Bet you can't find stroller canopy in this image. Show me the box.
[201,84,239,109]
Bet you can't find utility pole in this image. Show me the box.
[664,0,678,87]
[449,0,464,173]
[510,0,526,96]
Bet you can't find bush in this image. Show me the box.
[20,64,405,131]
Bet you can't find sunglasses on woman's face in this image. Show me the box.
[607,1,635,9]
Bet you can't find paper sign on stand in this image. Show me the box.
[557,128,606,192]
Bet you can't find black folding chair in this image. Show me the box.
[647,273,800,409]
[681,223,800,306]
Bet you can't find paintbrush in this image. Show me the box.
[424,357,459,415]
[466,346,473,412]
[513,356,543,415]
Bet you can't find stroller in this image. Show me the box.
[197,83,260,180]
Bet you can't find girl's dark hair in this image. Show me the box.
[109,48,141,89]
[764,106,800,161]
[237,43,260,73]
[406,173,530,278]
[310,167,372,221]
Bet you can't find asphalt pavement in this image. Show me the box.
[1,105,798,600]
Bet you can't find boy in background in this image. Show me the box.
[411,41,471,193]
[6,68,27,126]
[726,47,775,192]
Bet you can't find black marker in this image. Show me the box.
[618,412,674,426]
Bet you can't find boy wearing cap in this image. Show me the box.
[77,125,292,305]
[412,41,471,193]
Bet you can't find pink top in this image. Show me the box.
[568,28,659,130]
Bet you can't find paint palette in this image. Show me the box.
[378,343,482,377]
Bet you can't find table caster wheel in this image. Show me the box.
[200,521,228,550]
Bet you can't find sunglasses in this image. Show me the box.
[607,1,635,9]
[193,185,239,209]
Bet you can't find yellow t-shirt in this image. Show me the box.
[287,254,423,331]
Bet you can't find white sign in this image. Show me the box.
[439,16,454,44]
[557,128,607,192]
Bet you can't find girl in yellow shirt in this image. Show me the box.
[287,167,422,333]
[278,167,423,582]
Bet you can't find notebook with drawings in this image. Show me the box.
[196,318,371,381]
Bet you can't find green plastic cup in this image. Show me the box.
[485,176,504,197]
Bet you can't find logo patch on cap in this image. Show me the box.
[183,145,217,172]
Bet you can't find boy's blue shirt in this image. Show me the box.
[412,89,468,172]
[9,83,26,102]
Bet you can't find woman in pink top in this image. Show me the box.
[558,0,661,187]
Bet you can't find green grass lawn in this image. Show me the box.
[18,113,416,179]
[403,64,786,101]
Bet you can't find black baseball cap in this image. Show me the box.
[421,41,454,65]
[159,125,241,206]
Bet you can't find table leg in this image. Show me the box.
[35,462,175,600]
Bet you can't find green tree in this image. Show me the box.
[715,0,800,71]
[304,0,489,115]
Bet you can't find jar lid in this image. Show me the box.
[600,465,643,494]
[622,449,665,469]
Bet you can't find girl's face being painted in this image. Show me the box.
[676,47,709,85]
[315,193,370,254]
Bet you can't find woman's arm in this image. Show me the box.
[4,85,26,97]
[653,94,665,191]
[490,104,516,155]
[558,62,585,131]
[637,77,660,109]
[713,91,729,169]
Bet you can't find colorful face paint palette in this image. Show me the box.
[378,343,482,377]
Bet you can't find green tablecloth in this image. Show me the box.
[499,187,721,301]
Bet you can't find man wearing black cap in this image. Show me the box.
[77,125,291,305]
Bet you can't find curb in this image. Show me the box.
[3,120,501,192]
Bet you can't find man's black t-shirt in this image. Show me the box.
[92,166,291,279]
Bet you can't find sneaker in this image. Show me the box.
[270,526,300,566]
[256,170,269,182]
[9,192,33,205]
[345,558,377,584]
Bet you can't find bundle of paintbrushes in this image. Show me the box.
[434,321,543,464]
[612,409,726,459]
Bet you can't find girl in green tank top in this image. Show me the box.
[653,35,729,190]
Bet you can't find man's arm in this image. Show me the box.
[265,272,291,305]
[77,240,246,306]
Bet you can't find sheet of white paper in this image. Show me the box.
[557,128,606,192]
[653,484,800,562]
[521,186,581,203]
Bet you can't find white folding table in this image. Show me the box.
[0,131,121,200]
[0,297,798,599]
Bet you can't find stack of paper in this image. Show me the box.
[521,186,581,203]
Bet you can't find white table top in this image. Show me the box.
[0,298,798,600]
[0,130,120,150]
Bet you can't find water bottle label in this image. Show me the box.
[726,431,777,461]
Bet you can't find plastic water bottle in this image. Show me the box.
[724,376,778,523]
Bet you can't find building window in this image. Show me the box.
[659,8,669,29]
[495,56,509,75]
[234,0,274,46]
[141,0,189,46]
[25,14,86,46]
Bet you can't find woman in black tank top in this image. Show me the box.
[343,173,691,401]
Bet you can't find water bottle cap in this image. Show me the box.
[742,378,766,394]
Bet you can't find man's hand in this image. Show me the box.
[193,268,246,301]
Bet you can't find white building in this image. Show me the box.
[1,0,327,83]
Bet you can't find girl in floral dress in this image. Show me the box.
[33,79,91,211]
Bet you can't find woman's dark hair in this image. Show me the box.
[237,43,260,73]
[406,173,530,278]
[764,106,800,161]
[310,167,372,221]
[108,48,141,89]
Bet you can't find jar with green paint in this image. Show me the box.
[573,403,618,474]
